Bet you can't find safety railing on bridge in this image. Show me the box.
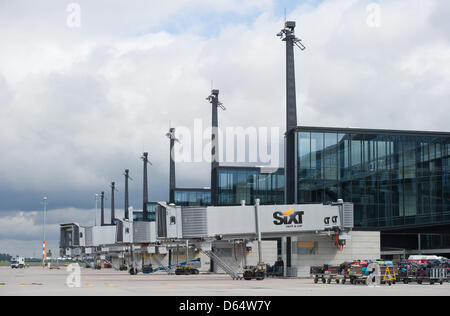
[201,250,242,280]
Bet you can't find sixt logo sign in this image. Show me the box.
[273,208,304,226]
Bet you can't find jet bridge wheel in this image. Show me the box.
[129,268,138,275]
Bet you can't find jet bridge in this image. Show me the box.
[154,201,353,279]
[60,223,118,258]
[59,223,85,257]
[155,201,353,242]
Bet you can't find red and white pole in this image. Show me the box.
[42,240,46,266]
[42,197,47,268]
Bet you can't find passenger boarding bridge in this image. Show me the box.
[60,201,353,278]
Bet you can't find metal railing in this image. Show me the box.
[152,255,173,274]
[201,250,242,280]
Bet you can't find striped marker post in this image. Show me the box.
[42,197,47,268]
[42,240,46,267]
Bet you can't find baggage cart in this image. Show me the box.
[415,267,447,285]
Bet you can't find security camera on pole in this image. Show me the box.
[277,20,305,276]
[141,152,152,221]
[166,128,179,205]
[206,90,226,206]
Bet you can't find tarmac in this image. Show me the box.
[0,266,449,296]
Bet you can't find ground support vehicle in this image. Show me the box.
[138,258,201,275]
[243,265,265,280]
[119,265,128,271]
[175,266,200,275]
[10,257,25,269]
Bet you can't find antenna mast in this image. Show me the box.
[110,182,118,225]
[277,20,305,132]
[206,89,225,206]
[277,21,305,205]
[166,128,179,204]
[100,191,105,226]
[141,152,152,221]
[124,169,133,220]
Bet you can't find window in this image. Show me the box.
[216,168,284,206]
[311,133,323,179]
[175,190,211,207]
[298,132,311,180]
[323,133,338,180]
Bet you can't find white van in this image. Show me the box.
[10,257,25,269]
[408,255,447,264]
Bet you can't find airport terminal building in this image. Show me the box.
[293,126,450,256]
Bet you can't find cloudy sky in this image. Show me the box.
[0,0,449,257]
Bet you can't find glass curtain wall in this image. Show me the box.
[297,131,450,229]
[217,167,284,206]
[174,190,211,207]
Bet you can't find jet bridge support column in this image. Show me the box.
[286,237,292,276]
[281,237,287,277]
[255,199,262,265]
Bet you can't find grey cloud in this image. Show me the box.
[0,208,96,241]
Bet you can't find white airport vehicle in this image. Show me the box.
[10,257,25,269]
[408,255,448,264]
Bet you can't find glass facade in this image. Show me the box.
[174,189,211,207]
[217,167,285,206]
[297,129,450,229]
[134,203,157,221]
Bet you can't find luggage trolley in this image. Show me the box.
[348,266,368,285]
[415,266,447,285]
[397,263,414,284]
[311,265,347,284]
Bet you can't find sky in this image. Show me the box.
[0,0,449,257]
